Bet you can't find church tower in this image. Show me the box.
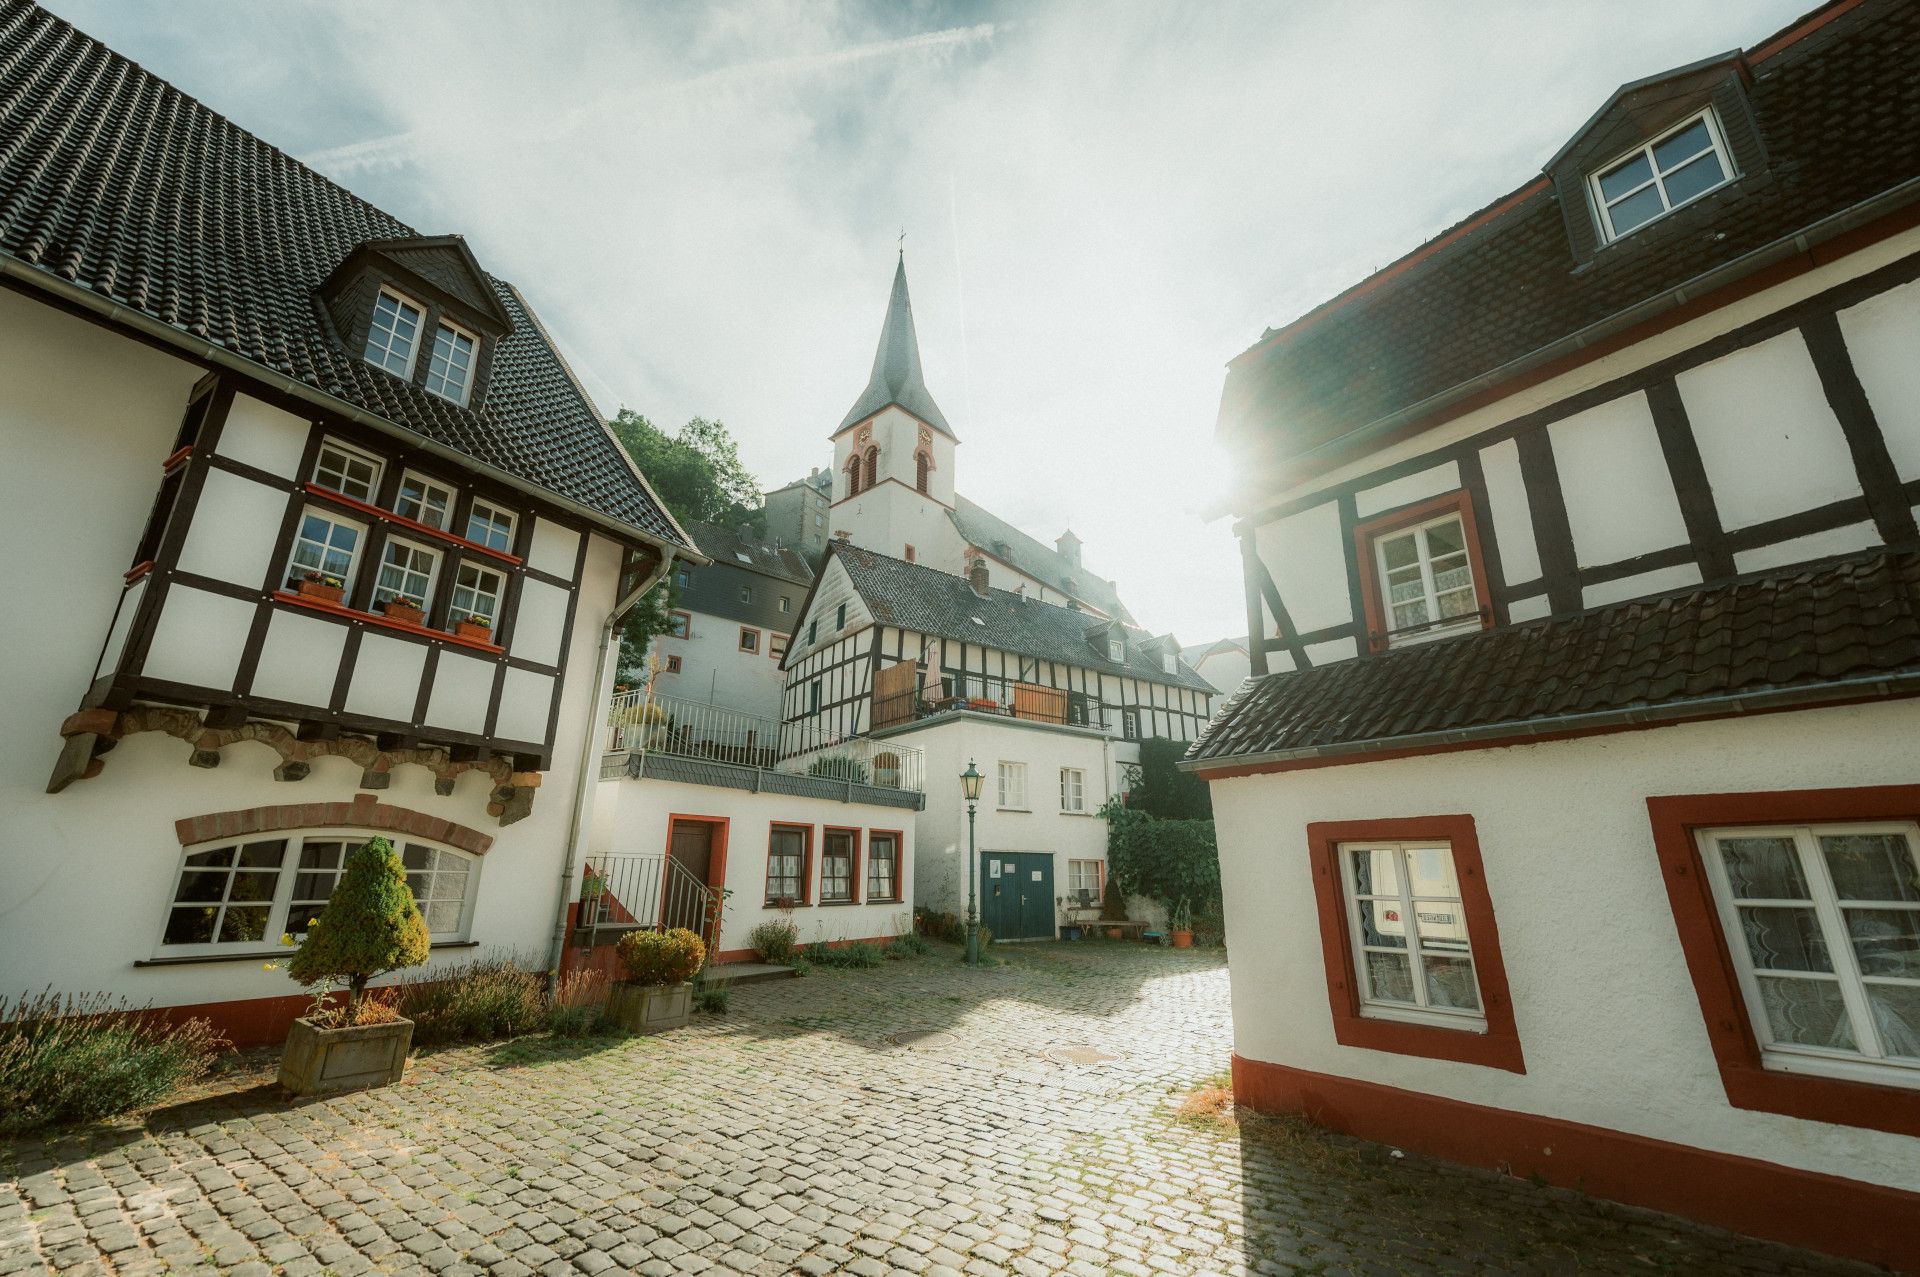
[829,255,961,565]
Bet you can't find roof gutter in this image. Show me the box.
[1179,667,1920,775]
[1224,176,1920,529]
[0,253,698,561]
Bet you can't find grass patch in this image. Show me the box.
[1175,1081,1237,1132]
[0,991,222,1134]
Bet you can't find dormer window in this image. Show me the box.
[1161,652,1177,676]
[1108,636,1125,663]
[1589,109,1733,242]
[363,288,424,377]
[424,321,478,405]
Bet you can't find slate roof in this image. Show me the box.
[1186,550,1920,766]
[828,544,1212,694]
[950,496,1136,623]
[837,256,956,439]
[684,522,814,588]
[0,1,686,548]
[1216,0,1920,468]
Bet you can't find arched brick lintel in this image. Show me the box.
[174,795,494,855]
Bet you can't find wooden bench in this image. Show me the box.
[1074,920,1150,940]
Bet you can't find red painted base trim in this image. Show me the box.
[152,991,345,1049]
[1231,1054,1920,1273]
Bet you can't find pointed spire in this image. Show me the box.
[836,255,957,440]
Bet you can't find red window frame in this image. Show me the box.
[663,654,681,674]
[1647,785,1920,1138]
[1352,490,1494,653]
[1306,815,1525,1073]
[821,826,861,904]
[764,823,813,907]
[866,829,905,903]
[739,626,760,653]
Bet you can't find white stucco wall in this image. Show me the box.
[1208,698,1920,1193]
[651,606,789,722]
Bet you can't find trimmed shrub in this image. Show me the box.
[1099,876,1129,923]
[0,991,222,1134]
[287,837,429,1016]
[617,927,706,985]
[748,918,800,963]
[396,957,546,1044]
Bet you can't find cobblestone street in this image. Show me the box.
[0,944,1869,1276]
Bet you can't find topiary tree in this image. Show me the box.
[1099,875,1129,923]
[287,837,430,1020]
[616,927,706,986]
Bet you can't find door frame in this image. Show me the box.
[980,850,1055,941]
[661,813,730,947]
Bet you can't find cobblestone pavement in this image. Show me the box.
[1,943,1870,1276]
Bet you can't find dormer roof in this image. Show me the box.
[321,235,516,335]
[836,256,957,441]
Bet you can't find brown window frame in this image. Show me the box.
[1353,490,1494,654]
[866,830,904,903]
[1306,814,1525,1073]
[663,654,681,674]
[765,823,812,907]
[821,826,861,904]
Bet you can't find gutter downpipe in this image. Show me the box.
[545,554,672,989]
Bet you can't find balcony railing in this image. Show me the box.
[575,853,716,949]
[780,736,926,795]
[872,671,1113,734]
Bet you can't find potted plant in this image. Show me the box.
[295,570,345,605]
[279,837,430,1095]
[577,868,608,928]
[607,927,705,1033]
[1169,898,1194,949]
[381,594,425,626]
[454,612,493,641]
[1099,877,1128,940]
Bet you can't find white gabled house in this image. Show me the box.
[0,5,698,1044]
[1189,1,1920,1267]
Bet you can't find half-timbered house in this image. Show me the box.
[0,2,694,1043]
[1187,0,1920,1265]
[780,544,1213,937]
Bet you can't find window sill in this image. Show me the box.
[135,939,479,968]
[274,591,505,654]
[997,807,1032,814]
[818,899,860,907]
[304,482,523,566]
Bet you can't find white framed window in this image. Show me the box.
[867,833,900,901]
[1338,840,1485,1031]
[1161,652,1177,675]
[821,830,856,903]
[160,832,479,954]
[466,499,517,553]
[1067,859,1103,906]
[1699,823,1920,1087]
[312,438,384,502]
[373,537,440,610]
[740,585,754,604]
[363,289,424,377]
[1059,767,1086,813]
[394,471,454,530]
[1374,512,1479,643]
[423,322,478,405]
[997,761,1028,811]
[1107,636,1124,663]
[452,562,505,624]
[1589,108,1735,243]
[286,508,364,589]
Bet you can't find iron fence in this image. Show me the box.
[576,852,716,947]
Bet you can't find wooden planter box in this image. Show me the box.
[278,1015,413,1095]
[453,619,493,641]
[382,601,425,626]
[296,579,344,605]
[607,981,692,1034]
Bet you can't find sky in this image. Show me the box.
[48,0,1812,643]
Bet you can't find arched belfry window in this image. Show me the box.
[863,447,878,492]
[845,453,863,497]
[915,450,931,495]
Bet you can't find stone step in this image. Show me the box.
[701,961,797,988]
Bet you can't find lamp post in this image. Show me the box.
[960,759,983,966]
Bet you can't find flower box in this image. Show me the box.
[606,980,692,1034]
[453,618,493,641]
[278,1015,413,1096]
[382,600,425,627]
[296,578,344,605]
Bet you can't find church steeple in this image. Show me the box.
[836,255,957,441]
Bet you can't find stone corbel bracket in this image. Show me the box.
[48,706,542,826]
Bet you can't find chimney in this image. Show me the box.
[969,560,990,597]
[1056,529,1082,568]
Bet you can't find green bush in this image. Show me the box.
[748,918,799,963]
[1127,737,1214,819]
[288,837,430,1016]
[789,957,814,978]
[1106,814,1221,919]
[884,934,932,959]
[806,754,870,784]
[1099,875,1129,922]
[695,985,730,1014]
[801,940,887,969]
[617,927,706,985]
[396,957,546,1045]
[916,909,965,943]
[0,991,222,1134]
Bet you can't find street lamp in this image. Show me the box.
[960,759,983,966]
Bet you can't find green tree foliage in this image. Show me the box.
[287,838,430,1016]
[1103,802,1222,917]
[607,410,765,672]
[1127,737,1214,820]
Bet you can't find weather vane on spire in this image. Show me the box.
[898,227,906,258]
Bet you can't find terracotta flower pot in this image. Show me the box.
[383,601,425,627]
[454,618,493,641]
[278,1015,413,1095]
[607,980,693,1034]
[1104,926,1123,940]
[296,579,344,605]
[1171,929,1193,949]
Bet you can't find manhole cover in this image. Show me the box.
[1043,1045,1122,1066]
[887,1029,958,1051]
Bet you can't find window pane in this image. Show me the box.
[237,841,285,869]
[182,846,235,868]
[1424,519,1464,557]
[1755,976,1856,1051]
[1349,848,1398,898]
[1718,836,1808,899]
[218,905,270,944]
[1355,897,1407,949]
[1597,151,1654,202]
[164,907,217,945]
[1844,909,1920,978]
[1379,533,1419,570]
[173,872,227,903]
[1364,951,1415,1004]
[1738,906,1832,973]
[1866,985,1920,1059]
[1607,184,1666,234]
[1820,832,1920,902]
[1391,601,1431,630]
[1436,589,1477,620]
[1422,955,1480,1011]
[1659,152,1726,206]
[1412,903,1471,954]
[1651,119,1712,171]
